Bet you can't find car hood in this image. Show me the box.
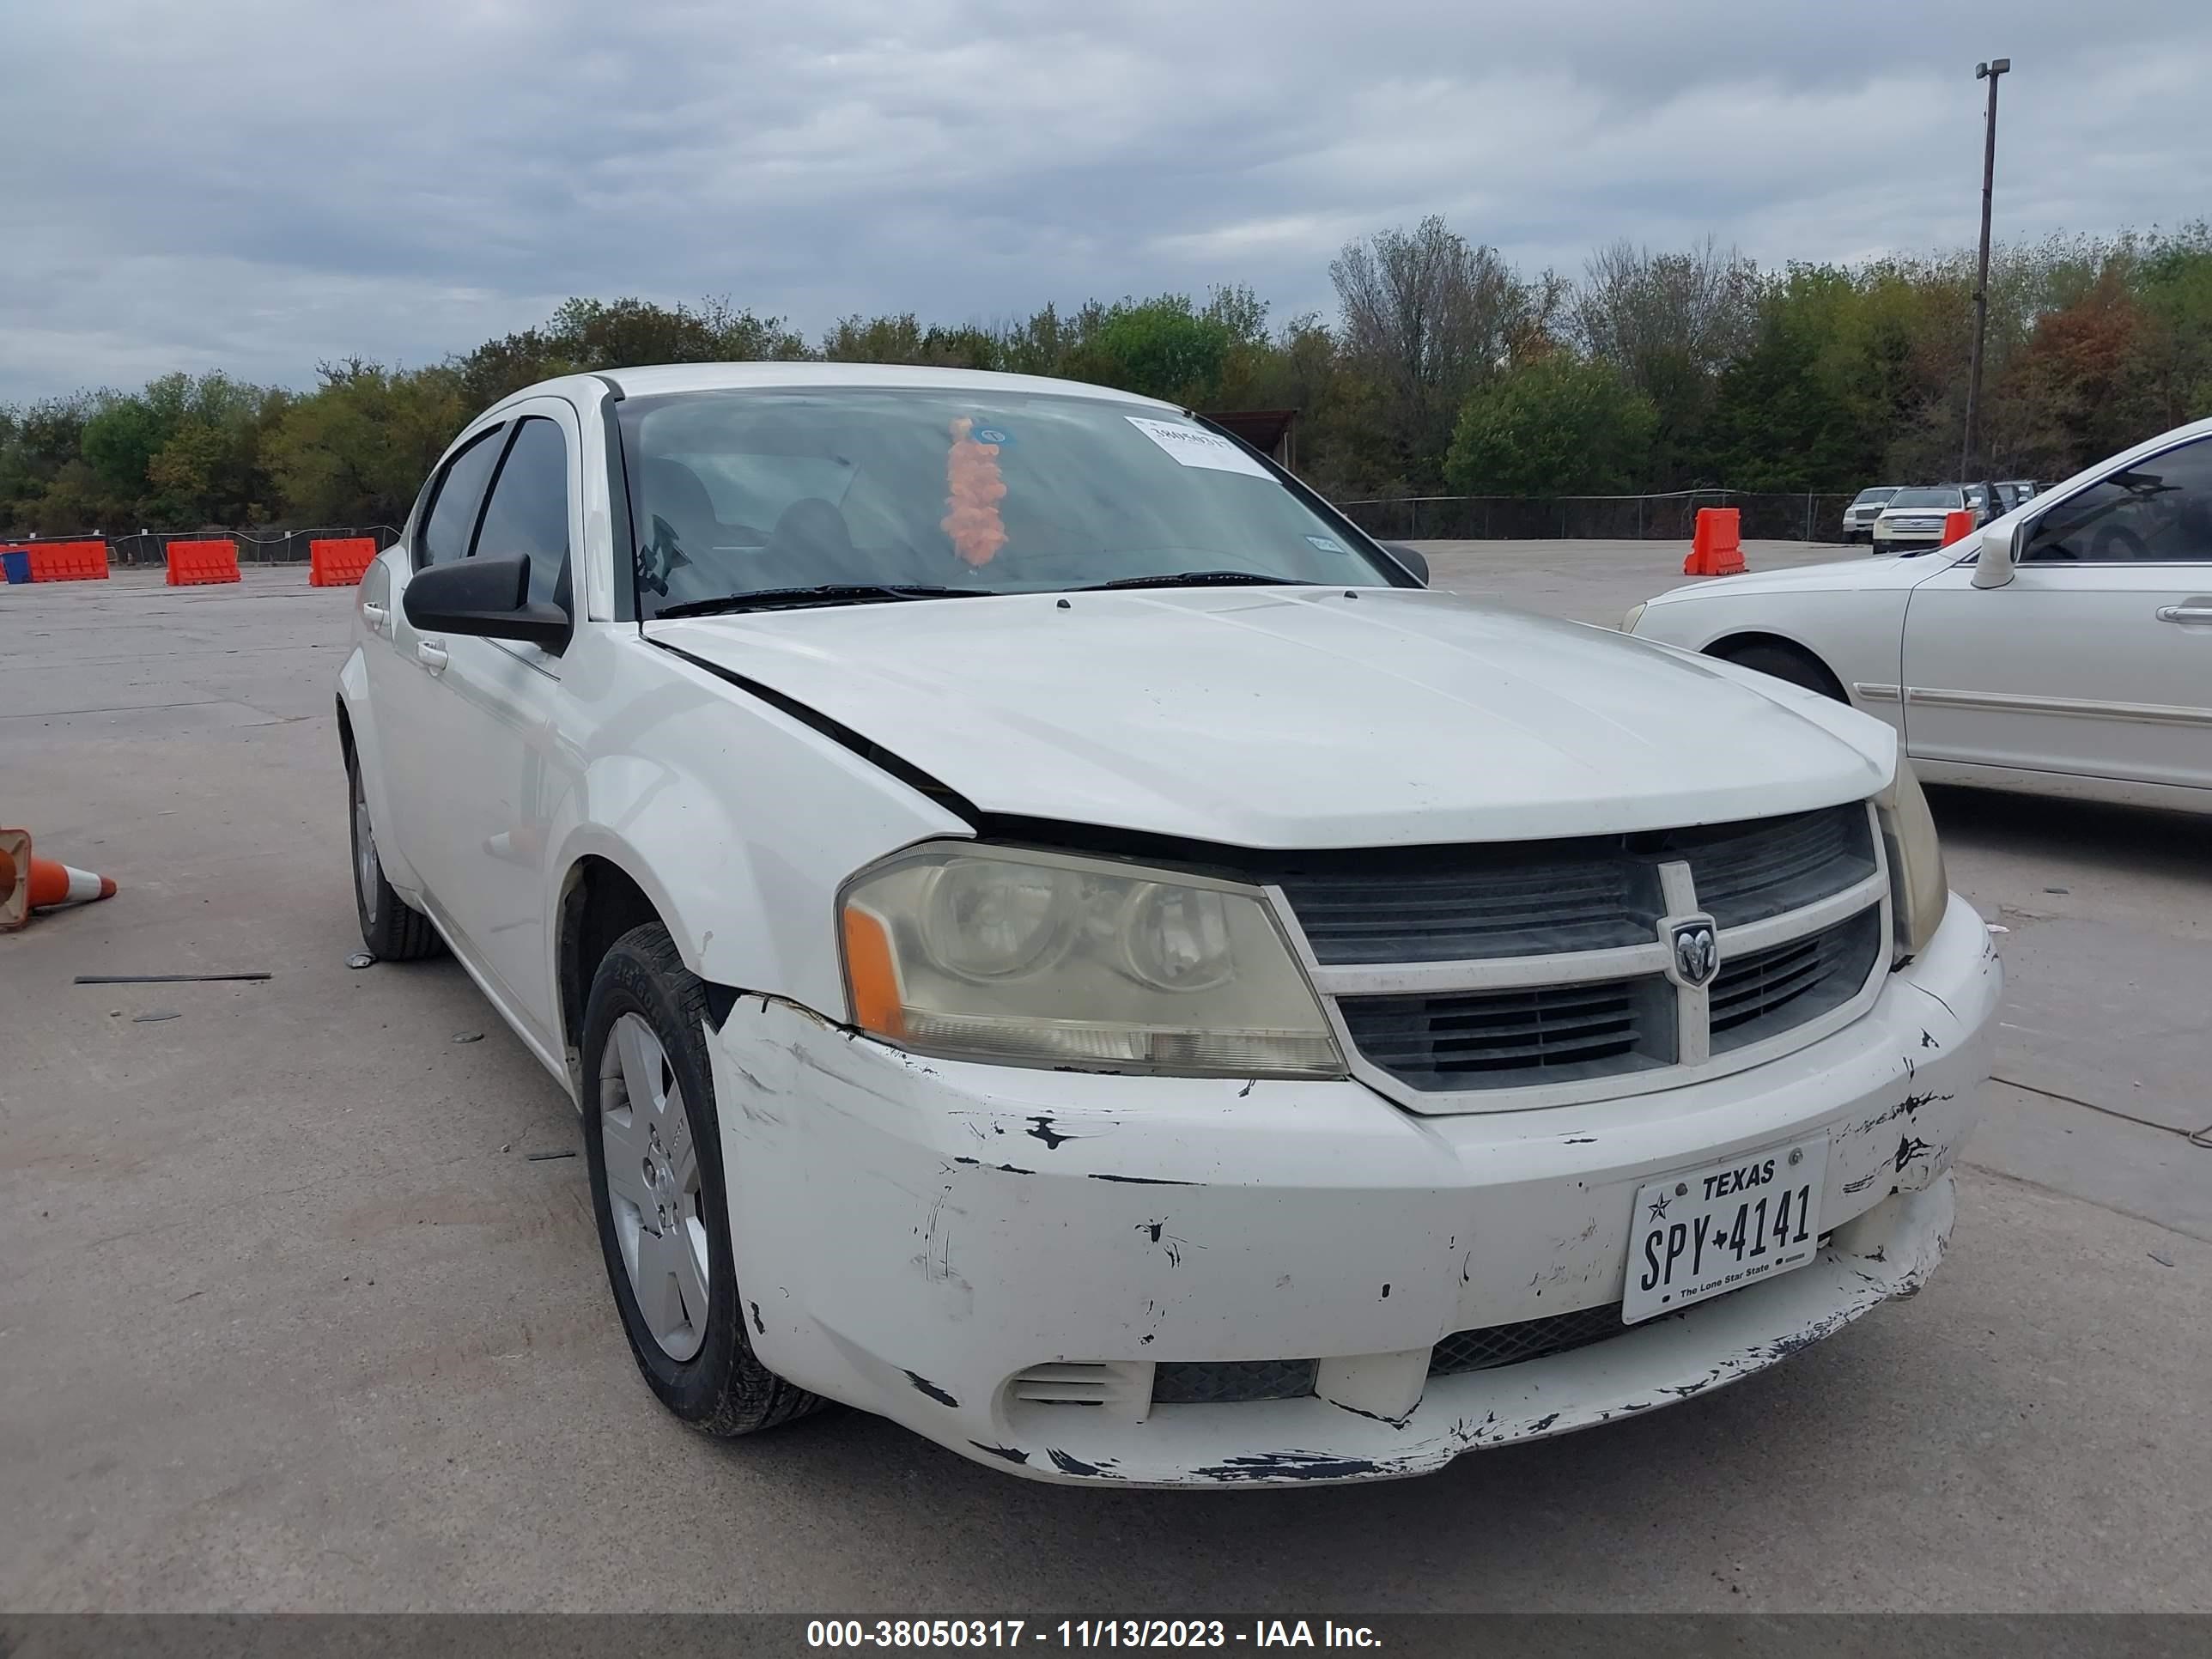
[647,587,1893,849]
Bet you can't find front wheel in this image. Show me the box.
[580,922,827,1436]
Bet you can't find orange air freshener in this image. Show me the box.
[942,416,1008,567]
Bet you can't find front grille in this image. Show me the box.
[1270,801,1881,1104]
[1429,1303,1627,1376]
[1273,806,1867,965]
[1338,976,1676,1091]
[1152,1358,1318,1405]
[1277,848,1661,964]
[1677,805,1876,927]
[1710,905,1883,1053]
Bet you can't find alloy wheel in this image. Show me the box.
[599,1012,710,1361]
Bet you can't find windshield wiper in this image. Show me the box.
[1073,570,1311,592]
[653,584,994,619]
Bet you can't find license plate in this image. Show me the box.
[1622,1136,1829,1324]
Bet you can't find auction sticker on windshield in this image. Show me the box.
[1125,415,1273,477]
[1623,1136,1829,1324]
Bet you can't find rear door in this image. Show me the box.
[1899,434,2212,789]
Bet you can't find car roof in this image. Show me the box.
[497,362,1185,410]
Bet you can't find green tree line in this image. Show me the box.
[4,219,2209,538]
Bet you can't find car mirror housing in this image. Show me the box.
[1969,522,2019,589]
[1379,541,1430,586]
[403,555,572,652]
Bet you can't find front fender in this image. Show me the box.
[1635,588,1910,733]
[544,641,973,1017]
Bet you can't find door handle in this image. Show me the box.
[2154,604,2212,624]
[362,601,387,631]
[416,635,450,672]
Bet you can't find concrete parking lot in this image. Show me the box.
[3,549,2207,1613]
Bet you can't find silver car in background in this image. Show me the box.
[1842,485,1899,544]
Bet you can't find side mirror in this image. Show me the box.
[404,555,572,651]
[1380,540,1430,586]
[1970,522,2019,589]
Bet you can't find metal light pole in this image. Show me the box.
[1960,56,2010,483]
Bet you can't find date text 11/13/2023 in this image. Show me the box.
[805,1620,1382,1649]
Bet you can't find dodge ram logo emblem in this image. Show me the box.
[1669,919,1719,988]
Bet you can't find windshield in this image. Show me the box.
[1850,488,1898,507]
[617,387,1398,614]
[1886,487,1964,510]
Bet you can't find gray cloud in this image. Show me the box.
[3,0,2208,399]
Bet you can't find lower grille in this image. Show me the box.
[1339,975,1675,1091]
[1152,1358,1318,1405]
[1006,1361,1152,1420]
[1710,905,1882,1053]
[1428,1304,1627,1376]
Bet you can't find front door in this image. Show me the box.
[381,422,507,892]
[407,404,583,1049]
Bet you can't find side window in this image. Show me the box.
[418,426,506,568]
[2024,437,2212,564]
[473,417,573,608]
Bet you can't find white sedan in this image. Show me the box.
[338,363,1996,1485]
[1631,417,2212,815]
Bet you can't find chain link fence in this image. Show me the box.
[39,495,1854,568]
[93,525,402,568]
[1336,491,1858,544]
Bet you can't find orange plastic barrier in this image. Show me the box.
[1682,507,1747,576]
[26,540,111,581]
[309,537,378,587]
[1939,509,1978,548]
[166,539,242,586]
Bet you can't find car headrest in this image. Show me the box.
[771,496,854,554]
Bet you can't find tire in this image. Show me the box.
[580,921,827,1436]
[1715,641,1846,702]
[347,748,443,960]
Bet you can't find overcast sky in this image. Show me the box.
[4,0,2209,403]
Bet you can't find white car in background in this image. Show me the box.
[1871,485,1972,555]
[1841,486,1899,544]
[1628,416,2212,815]
[336,362,1996,1486]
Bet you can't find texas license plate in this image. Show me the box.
[1622,1136,1829,1324]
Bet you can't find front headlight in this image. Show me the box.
[840,844,1346,1078]
[1620,601,1648,634]
[1877,756,1948,962]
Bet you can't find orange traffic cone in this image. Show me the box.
[0,828,118,932]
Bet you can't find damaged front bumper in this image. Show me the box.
[705,896,2000,1486]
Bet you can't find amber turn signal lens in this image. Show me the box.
[842,905,907,1037]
